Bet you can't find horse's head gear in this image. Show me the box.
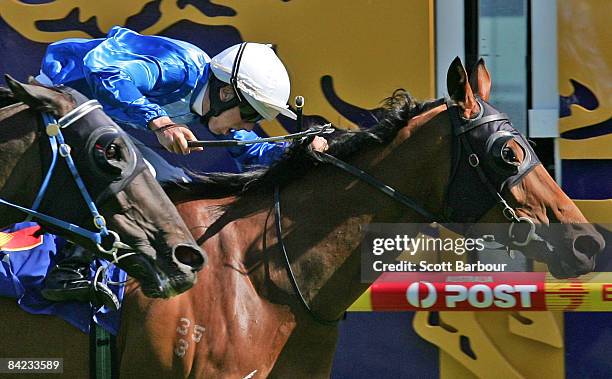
[54,88,146,205]
[84,126,144,204]
[31,88,147,255]
[485,131,520,175]
[445,98,540,222]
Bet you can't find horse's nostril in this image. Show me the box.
[573,235,603,258]
[173,245,206,271]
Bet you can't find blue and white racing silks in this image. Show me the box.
[40,26,287,173]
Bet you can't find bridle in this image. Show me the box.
[0,98,136,264]
[443,98,540,246]
[273,97,542,324]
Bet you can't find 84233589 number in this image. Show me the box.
[0,358,63,373]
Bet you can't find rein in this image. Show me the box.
[0,100,132,262]
[273,186,342,325]
[317,153,439,220]
[273,97,539,325]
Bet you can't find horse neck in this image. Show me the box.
[275,106,452,320]
[171,106,452,322]
[0,105,43,227]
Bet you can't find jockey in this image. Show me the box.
[38,26,328,178]
[36,26,328,307]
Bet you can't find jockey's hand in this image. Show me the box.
[309,136,329,153]
[148,116,203,155]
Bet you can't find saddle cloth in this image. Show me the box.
[0,222,125,335]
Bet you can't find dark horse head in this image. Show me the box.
[0,76,207,297]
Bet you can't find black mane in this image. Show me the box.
[0,86,20,109]
[168,90,441,200]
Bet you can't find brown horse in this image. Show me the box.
[0,77,205,298]
[0,58,604,378]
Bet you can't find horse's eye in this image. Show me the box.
[106,144,120,160]
[502,146,518,164]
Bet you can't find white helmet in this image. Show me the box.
[210,43,297,120]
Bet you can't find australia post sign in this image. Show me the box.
[367,273,612,312]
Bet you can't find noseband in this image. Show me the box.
[273,97,541,324]
[0,99,134,263]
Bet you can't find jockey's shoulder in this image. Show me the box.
[105,26,208,59]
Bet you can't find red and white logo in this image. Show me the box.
[405,281,539,310]
[406,281,437,308]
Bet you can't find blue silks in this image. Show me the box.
[41,26,288,173]
[41,26,209,127]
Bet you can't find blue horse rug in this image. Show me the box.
[0,222,126,335]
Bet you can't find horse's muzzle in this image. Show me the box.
[548,224,605,278]
[573,233,605,259]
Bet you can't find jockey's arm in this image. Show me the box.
[81,37,203,154]
[227,131,329,170]
[82,41,167,127]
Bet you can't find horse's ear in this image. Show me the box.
[469,58,491,101]
[4,74,74,117]
[446,57,478,116]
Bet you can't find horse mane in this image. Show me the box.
[167,90,440,200]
